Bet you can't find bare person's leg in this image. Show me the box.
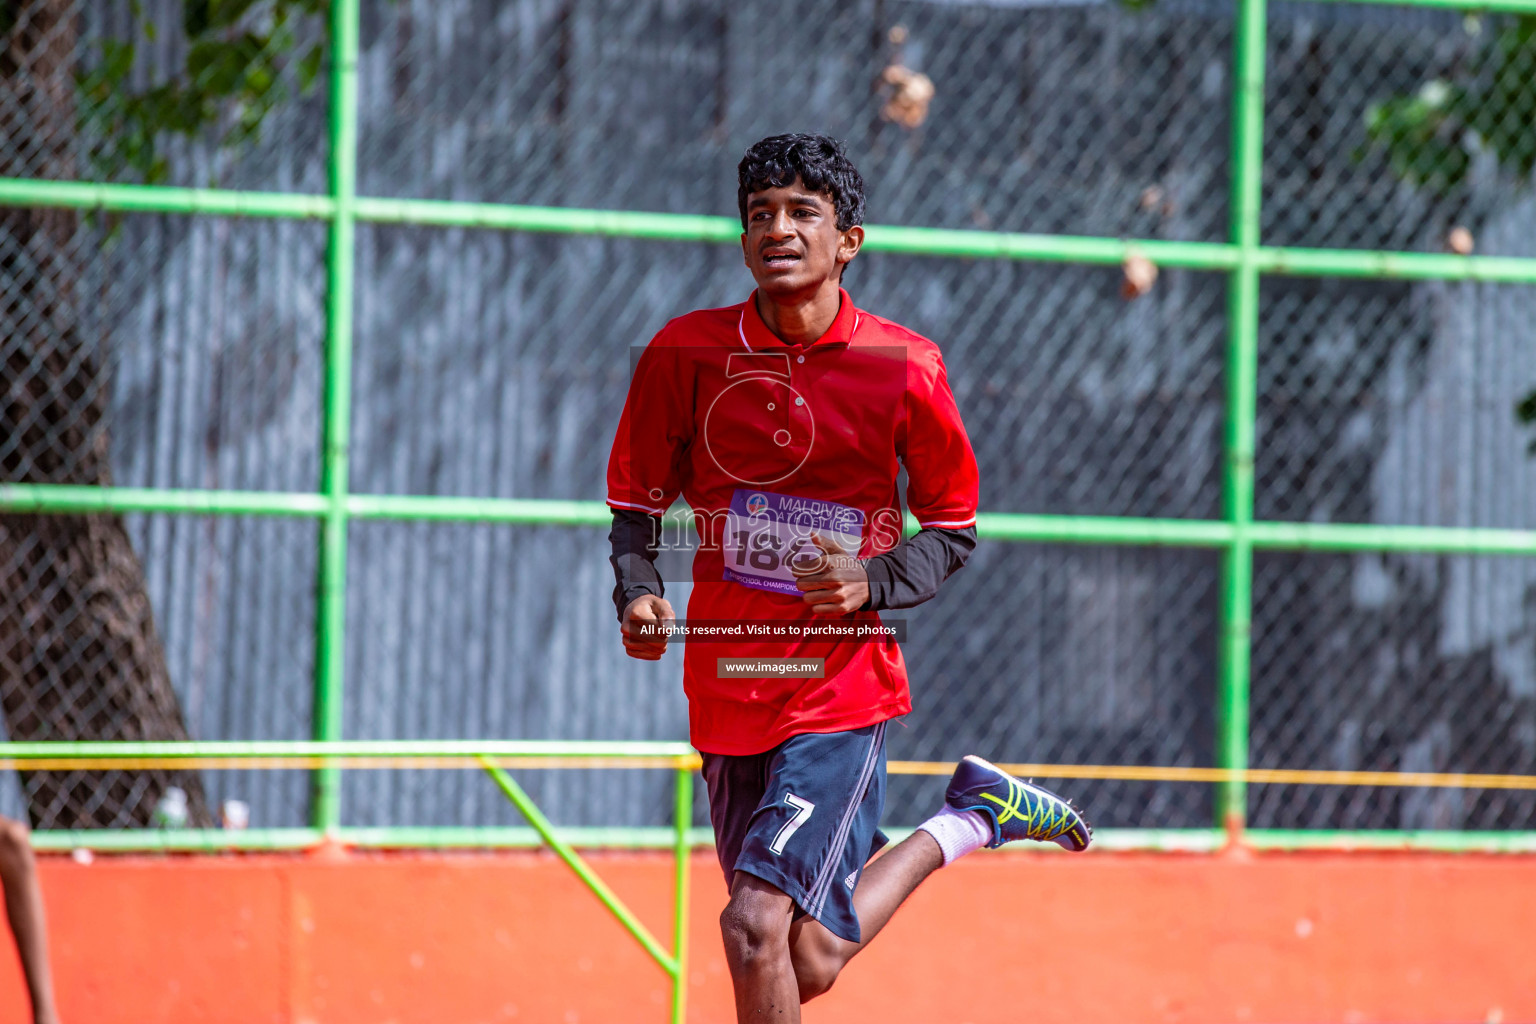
[787,830,943,1001]
[733,756,1093,1011]
[0,819,59,1024]
[720,873,802,1022]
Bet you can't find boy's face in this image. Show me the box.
[740,178,862,299]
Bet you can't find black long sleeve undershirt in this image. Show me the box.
[608,507,976,620]
[608,509,668,620]
[860,520,977,610]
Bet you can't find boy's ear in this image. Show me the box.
[837,224,866,265]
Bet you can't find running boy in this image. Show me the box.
[607,134,1090,1022]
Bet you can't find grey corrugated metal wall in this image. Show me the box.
[4,0,1533,832]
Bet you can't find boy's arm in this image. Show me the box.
[609,508,674,661]
[606,334,689,657]
[860,524,977,611]
[880,340,980,611]
[608,508,665,621]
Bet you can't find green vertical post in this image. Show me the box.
[479,761,680,972]
[1217,0,1267,839]
[312,0,360,833]
[671,765,693,1024]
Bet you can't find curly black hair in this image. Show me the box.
[737,134,866,231]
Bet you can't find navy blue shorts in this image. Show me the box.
[700,722,889,944]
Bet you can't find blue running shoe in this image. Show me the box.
[945,755,1092,852]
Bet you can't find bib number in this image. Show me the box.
[722,490,865,596]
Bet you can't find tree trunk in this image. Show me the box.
[1,0,212,828]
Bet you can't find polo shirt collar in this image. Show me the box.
[739,287,859,352]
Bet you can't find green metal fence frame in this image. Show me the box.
[1,0,1535,855]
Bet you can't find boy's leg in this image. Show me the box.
[786,827,942,997]
[709,723,890,1021]
[722,831,944,1017]
[713,740,1095,1018]
[789,755,1096,998]
[704,749,807,1020]
[720,873,803,1021]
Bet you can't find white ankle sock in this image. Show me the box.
[916,805,993,866]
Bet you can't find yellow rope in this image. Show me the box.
[5,755,1533,790]
[889,761,1536,791]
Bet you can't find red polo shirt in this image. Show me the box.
[607,289,979,755]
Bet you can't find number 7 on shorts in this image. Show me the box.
[770,794,815,855]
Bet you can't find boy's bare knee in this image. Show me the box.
[719,897,789,968]
[788,919,849,1002]
[791,949,840,1003]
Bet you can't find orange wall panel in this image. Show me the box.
[2,849,1530,1024]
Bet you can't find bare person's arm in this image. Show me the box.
[0,819,59,1024]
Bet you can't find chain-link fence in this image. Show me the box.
[1,0,1535,840]
[0,0,328,191]
[1251,551,1536,830]
[1265,5,1536,255]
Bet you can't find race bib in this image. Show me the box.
[722,489,866,596]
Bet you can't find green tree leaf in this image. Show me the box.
[76,1,327,185]
[1364,17,1536,191]
[1365,18,1536,457]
